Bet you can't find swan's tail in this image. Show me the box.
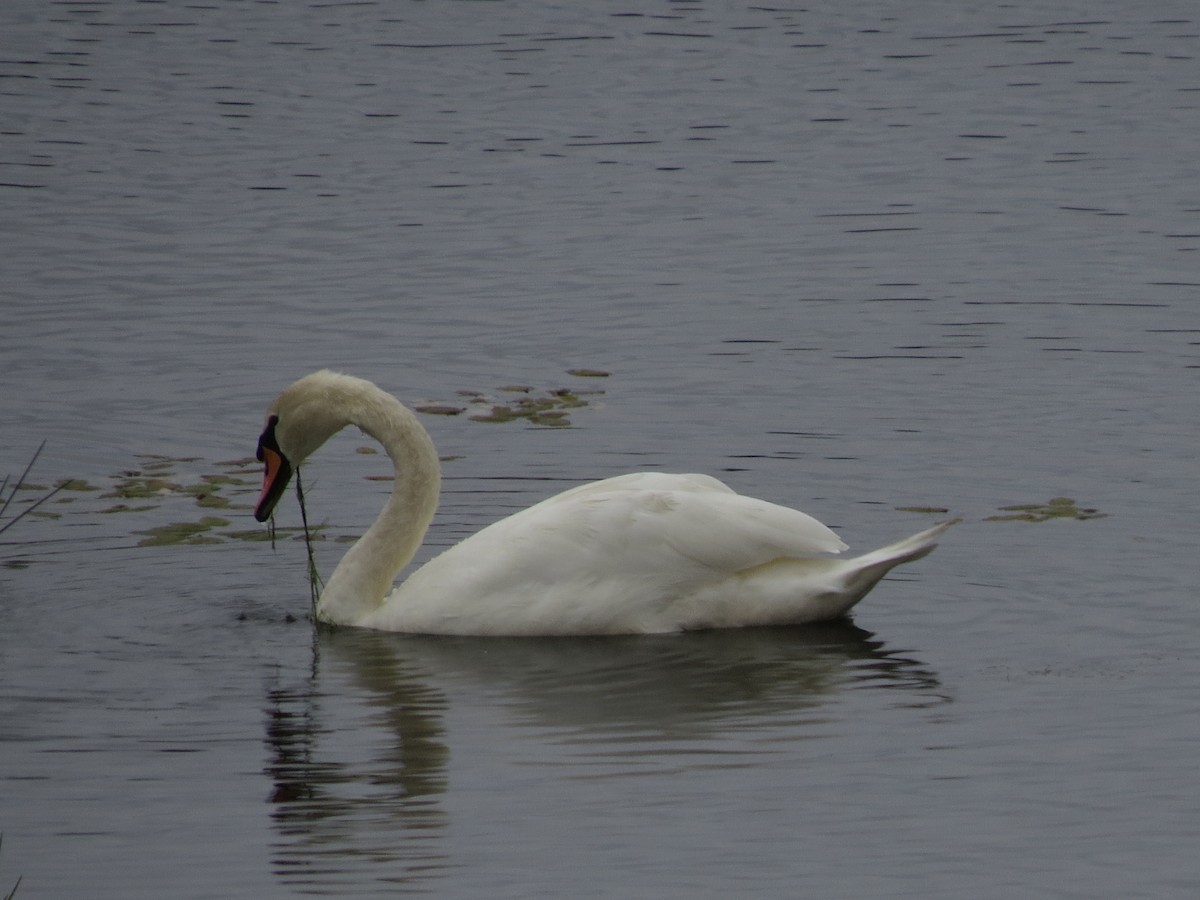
[834,518,959,608]
[676,518,957,630]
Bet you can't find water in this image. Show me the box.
[2,1,1199,896]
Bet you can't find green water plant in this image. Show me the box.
[987,497,1107,522]
[96,457,261,524]
[294,468,324,617]
[466,387,590,427]
[413,372,607,427]
[134,517,232,547]
[566,368,610,378]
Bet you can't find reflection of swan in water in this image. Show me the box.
[263,623,944,892]
[262,633,451,890]
[334,620,948,739]
[253,371,955,635]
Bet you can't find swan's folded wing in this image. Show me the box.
[495,482,847,577]
[616,489,848,574]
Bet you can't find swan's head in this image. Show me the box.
[253,370,376,522]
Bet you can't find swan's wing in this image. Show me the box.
[599,487,849,568]
[487,474,845,572]
[537,474,845,561]
[415,481,846,592]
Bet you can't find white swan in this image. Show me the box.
[254,370,954,635]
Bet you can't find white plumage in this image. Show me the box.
[254,370,953,635]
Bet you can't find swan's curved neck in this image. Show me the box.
[315,393,441,626]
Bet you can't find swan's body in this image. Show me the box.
[255,370,953,636]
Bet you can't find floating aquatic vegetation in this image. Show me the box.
[56,478,100,492]
[97,458,259,514]
[104,475,181,500]
[895,505,951,515]
[181,474,253,509]
[220,525,321,543]
[100,502,159,514]
[468,388,593,427]
[413,405,465,416]
[566,368,610,378]
[986,497,1107,522]
[134,517,232,547]
[3,452,288,561]
[413,371,606,427]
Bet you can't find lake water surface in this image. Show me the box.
[2,1,1199,897]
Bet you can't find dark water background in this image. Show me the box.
[2,1,1198,897]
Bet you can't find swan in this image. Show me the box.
[253,370,955,635]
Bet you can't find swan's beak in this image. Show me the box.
[254,415,294,522]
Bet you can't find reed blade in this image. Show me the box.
[0,441,63,537]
